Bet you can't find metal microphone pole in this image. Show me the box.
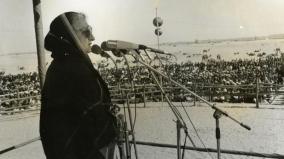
[213,110,222,159]
[142,49,198,155]
[133,50,192,159]
[105,53,128,159]
[139,50,200,158]
[116,69,131,159]
[121,52,139,159]
[134,50,184,123]
[122,54,135,92]
[151,53,165,104]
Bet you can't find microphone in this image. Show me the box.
[101,40,139,51]
[91,44,119,70]
[101,40,172,56]
[91,44,111,58]
[101,41,126,57]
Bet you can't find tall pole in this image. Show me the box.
[176,120,182,159]
[32,0,46,89]
[256,74,259,108]
[156,8,160,49]
[154,8,164,103]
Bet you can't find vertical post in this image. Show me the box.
[123,121,131,159]
[215,117,221,159]
[32,0,46,89]
[160,76,164,103]
[126,94,139,159]
[256,73,259,108]
[209,87,212,102]
[193,83,196,106]
[151,86,154,102]
[155,8,163,104]
[213,110,222,159]
[156,8,160,49]
[176,120,182,159]
[17,89,20,108]
[143,83,146,108]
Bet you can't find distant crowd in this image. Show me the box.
[0,56,283,112]
[100,57,283,86]
[100,56,284,103]
[165,56,283,85]
[0,72,40,112]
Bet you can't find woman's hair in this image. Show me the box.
[44,12,86,56]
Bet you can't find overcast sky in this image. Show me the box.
[1,0,284,54]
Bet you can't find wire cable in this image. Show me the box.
[180,101,215,159]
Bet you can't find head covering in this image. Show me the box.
[44,12,86,59]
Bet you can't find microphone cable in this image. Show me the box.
[142,50,187,127]
[144,49,206,158]
[139,49,187,130]
[180,101,215,159]
[149,53,211,159]
[141,49,204,157]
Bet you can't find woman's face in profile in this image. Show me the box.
[73,16,95,53]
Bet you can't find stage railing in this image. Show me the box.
[108,82,284,108]
[0,94,40,115]
[0,83,283,114]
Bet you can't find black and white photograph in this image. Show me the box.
[0,0,284,159]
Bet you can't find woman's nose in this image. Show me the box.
[89,34,95,41]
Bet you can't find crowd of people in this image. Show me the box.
[100,56,284,103]
[0,56,283,112]
[0,72,40,112]
[164,56,283,85]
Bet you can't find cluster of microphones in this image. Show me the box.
[91,40,173,58]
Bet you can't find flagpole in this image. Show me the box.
[32,0,46,89]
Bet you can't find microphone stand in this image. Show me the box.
[151,53,165,104]
[121,52,139,159]
[213,110,222,159]
[144,51,195,159]
[133,50,196,159]
[104,52,128,159]
[122,54,135,92]
[115,71,129,159]
[131,50,251,159]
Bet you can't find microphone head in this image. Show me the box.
[101,40,139,51]
[91,44,102,55]
[101,41,111,51]
[91,44,110,58]
[112,49,124,57]
[101,41,124,57]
